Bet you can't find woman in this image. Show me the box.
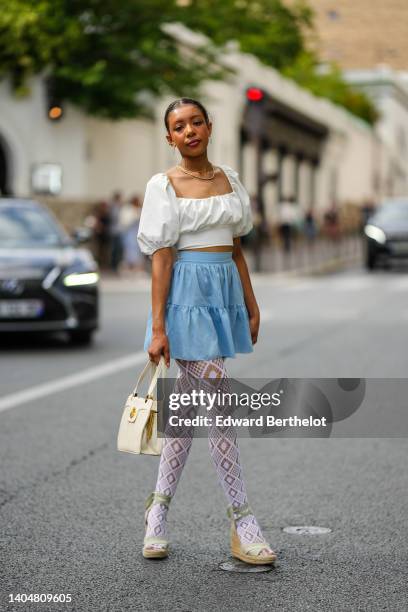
[137,97,277,565]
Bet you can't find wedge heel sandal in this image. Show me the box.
[142,491,172,559]
[227,503,277,565]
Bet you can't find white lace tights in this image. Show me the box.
[145,357,272,555]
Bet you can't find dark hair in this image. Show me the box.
[164,98,210,132]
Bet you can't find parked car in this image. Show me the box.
[364,198,408,270]
[0,198,99,344]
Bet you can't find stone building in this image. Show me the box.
[298,0,408,197]
[303,0,408,70]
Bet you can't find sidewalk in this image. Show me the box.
[100,235,364,292]
[244,234,363,277]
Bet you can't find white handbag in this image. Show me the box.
[117,356,168,455]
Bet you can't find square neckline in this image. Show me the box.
[164,165,236,201]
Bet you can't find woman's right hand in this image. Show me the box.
[148,331,171,368]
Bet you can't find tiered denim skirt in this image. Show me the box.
[143,250,254,360]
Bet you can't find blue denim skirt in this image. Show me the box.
[143,250,254,360]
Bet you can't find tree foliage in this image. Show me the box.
[0,0,230,119]
[0,0,377,124]
[176,0,313,70]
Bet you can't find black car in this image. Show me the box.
[364,198,408,270]
[0,198,99,344]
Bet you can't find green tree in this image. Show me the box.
[0,0,229,119]
[175,0,313,70]
[0,0,377,123]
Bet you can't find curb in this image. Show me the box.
[280,253,362,279]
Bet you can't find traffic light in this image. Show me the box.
[245,86,266,137]
[246,87,265,102]
[45,77,64,121]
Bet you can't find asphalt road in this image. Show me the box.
[1,264,408,611]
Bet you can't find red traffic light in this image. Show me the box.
[246,87,264,102]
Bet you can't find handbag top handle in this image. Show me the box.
[132,355,167,399]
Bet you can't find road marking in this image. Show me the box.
[0,351,148,414]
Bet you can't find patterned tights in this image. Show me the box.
[145,357,272,555]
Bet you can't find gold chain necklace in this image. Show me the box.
[177,163,216,180]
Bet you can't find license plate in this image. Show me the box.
[0,300,44,318]
[392,243,408,255]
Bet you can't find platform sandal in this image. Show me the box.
[227,502,277,565]
[142,491,172,559]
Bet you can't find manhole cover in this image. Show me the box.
[219,560,274,573]
[338,378,361,391]
[283,526,331,535]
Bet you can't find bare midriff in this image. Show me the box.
[180,245,233,252]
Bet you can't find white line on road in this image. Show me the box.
[0,351,148,414]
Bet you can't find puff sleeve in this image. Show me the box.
[221,165,254,238]
[137,173,180,256]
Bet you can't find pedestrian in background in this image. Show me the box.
[324,202,341,257]
[119,194,144,271]
[241,194,261,249]
[108,190,124,273]
[324,203,341,242]
[303,208,317,245]
[244,194,268,272]
[93,200,112,269]
[278,195,298,253]
[360,199,376,233]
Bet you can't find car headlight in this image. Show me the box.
[63,272,99,287]
[364,224,386,244]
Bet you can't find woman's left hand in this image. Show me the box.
[248,310,260,345]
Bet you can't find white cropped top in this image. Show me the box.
[137,164,253,256]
